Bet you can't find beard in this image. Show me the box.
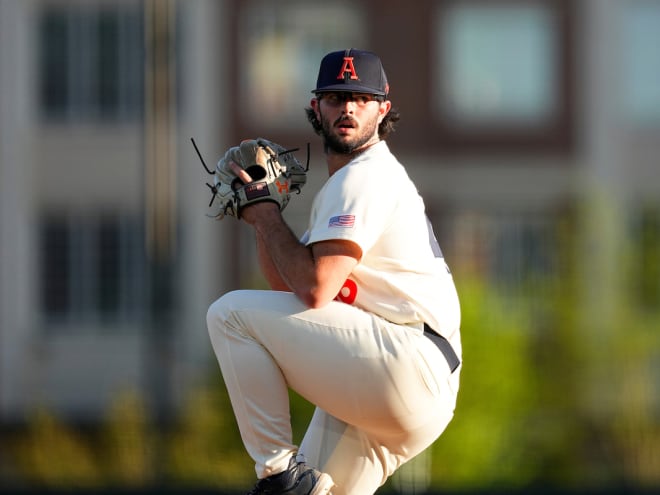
[319,112,380,155]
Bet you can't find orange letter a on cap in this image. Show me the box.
[337,57,359,80]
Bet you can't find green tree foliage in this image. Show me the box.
[14,409,102,487]
[165,383,253,488]
[100,390,154,486]
[429,278,540,489]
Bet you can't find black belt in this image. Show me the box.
[423,323,460,373]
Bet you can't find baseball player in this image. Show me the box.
[206,49,462,494]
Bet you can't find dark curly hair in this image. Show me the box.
[305,102,400,140]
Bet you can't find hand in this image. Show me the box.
[229,161,279,225]
[229,160,252,188]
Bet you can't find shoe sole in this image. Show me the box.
[310,472,335,495]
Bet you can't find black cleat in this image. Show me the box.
[247,454,334,495]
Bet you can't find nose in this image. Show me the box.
[340,100,356,113]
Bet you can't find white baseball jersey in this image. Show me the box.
[302,141,461,348]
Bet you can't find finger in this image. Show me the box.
[230,161,253,184]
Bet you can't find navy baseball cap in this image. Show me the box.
[313,49,389,97]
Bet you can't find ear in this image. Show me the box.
[378,100,392,122]
[310,97,320,116]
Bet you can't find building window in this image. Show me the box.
[238,1,367,131]
[432,0,573,150]
[39,212,148,328]
[40,216,72,317]
[447,209,565,294]
[38,3,144,122]
[623,0,660,127]
[439,4,555,126]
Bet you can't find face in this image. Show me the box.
[311,92,391,155]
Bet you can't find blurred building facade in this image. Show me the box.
[0,0,658,424]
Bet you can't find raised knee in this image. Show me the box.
[206,298,222,331]
[206,291,233,333]
[206,290,249,334]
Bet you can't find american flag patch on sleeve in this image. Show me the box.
[328,215,355,228]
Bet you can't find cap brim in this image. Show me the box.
[313,84,387,96]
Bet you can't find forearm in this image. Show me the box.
[243,203,359,308]
[256,230,291,291]
[252,209,317,300]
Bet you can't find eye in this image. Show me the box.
[356,94,378,105]
[324,93,340,105]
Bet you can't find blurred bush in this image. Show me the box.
[429,278,541,490]
[428,272,660,491]
[165,385,252,488]
[13,408,102,487]
[101,390,154,486]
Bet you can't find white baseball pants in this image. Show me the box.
[207,290,460,494]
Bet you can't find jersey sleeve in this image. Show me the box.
[306,163,397,253]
